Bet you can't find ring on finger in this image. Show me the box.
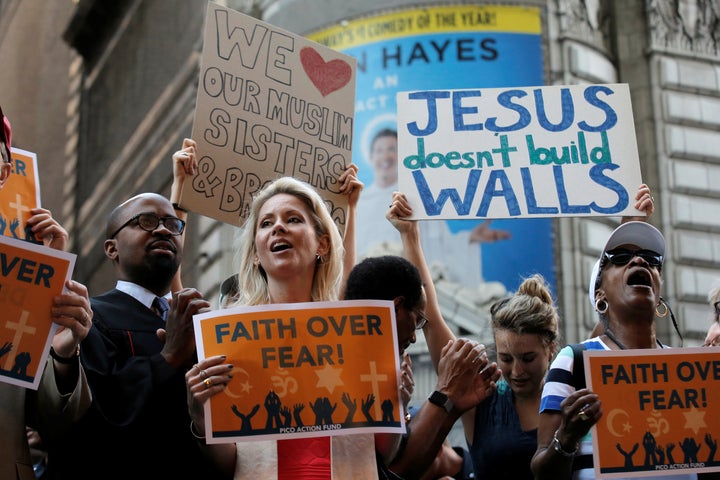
[578,407,590,421]
[204,378,213,388]
[200,370,208,379]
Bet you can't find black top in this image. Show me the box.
[43,289,230,480]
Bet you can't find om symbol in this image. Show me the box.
[270,368,298,397]
[647,410,670,437]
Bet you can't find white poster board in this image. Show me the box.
[397,83,644,220]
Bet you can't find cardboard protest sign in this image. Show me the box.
[397,83,644,220]
[183,2,357,231]
[194,300,404,444]
[584,347,720,477]
[0,235,76,389]
[0,148,41,242]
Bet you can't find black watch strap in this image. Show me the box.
[428,390,454,413]
[49,345,80,364]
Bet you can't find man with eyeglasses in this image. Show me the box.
[344,255,498,479]
[43,192,230,479]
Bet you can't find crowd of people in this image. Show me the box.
[1,106,94,480]
[2,104,719,480]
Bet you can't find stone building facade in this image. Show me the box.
[1,0,718,365]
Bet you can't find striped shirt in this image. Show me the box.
[540,338,696,480]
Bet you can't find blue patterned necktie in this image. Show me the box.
[152,296,170,321]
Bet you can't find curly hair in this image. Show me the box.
[230,177,344,306]
[343,255,422,310]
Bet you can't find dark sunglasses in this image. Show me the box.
[604,248,663,268]
[110,212,185,239]
[714,300,720,316]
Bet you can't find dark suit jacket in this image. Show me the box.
[45,289,229,480]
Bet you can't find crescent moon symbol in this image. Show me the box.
[223,367,250,399]
[606,408,630,437]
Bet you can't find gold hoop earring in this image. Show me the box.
[655,299,669,318]
[595,298,608,314]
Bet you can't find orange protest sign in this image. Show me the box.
[0,148,41,242]
[585,347,720,477]
[0,235,76,389]
[194,300,404,444]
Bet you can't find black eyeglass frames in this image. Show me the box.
[603,248,663,268]
[110,212,185,239]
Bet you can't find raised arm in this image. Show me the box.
[169,138,197,293]
[386,192,500,441]
[386,192,456,370]
[27,207,69,251]
[589,184,656,338]
[621,183,654,224]
[337,163,363,297]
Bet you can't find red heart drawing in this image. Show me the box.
[300,47,352,97]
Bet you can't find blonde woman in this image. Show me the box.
[186,174,382,479]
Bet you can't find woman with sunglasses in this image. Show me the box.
[587,184,656,338]
[531,221,696,480]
